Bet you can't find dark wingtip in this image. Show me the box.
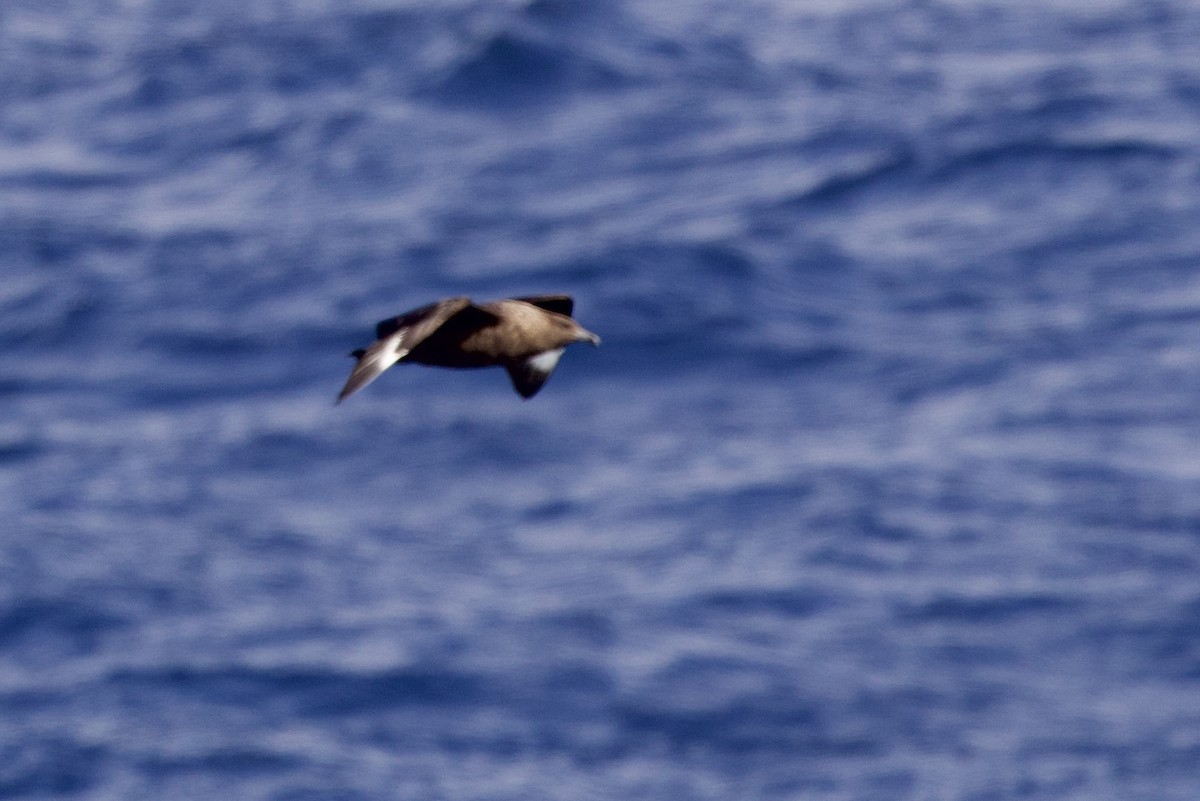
[336,352,364,405]
[334,382,357,406]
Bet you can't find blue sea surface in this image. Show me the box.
[5,1,1200,798]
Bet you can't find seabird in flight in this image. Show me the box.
[337,295,600,403]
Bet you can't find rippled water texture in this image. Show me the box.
[4,1,1200,799]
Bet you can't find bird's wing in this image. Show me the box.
[505,348,565,399]
[374,296,474,340]
[337,297,475,403]
[512,295,574,318]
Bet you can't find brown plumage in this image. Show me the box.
[336,295,600,403]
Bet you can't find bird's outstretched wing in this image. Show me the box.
[513,295,574,318]
[337,296,474,403]
[505,348,565,399]
[373,296,473,340]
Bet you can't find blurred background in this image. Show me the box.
[4,1,1200,798]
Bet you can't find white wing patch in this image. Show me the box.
[526,348,564,376]
[336,333,410,403]
[505,348,565,399]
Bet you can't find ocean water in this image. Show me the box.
[4,1,1200,799]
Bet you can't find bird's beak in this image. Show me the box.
[583,331,601,347]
